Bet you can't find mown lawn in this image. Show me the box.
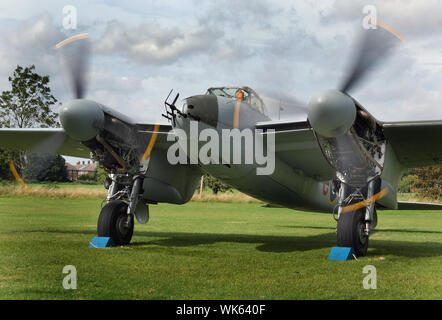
[0,196,440,299]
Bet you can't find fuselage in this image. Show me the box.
[173,91,337,212]
[172,89,400,213]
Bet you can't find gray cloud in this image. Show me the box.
[195,0,282,30]
[0,13,69,103]
[95,20,221,65]
[322,0,442,39]
[0,13,63,73]
[0,1,440,126]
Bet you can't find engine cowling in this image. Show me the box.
[60,99,104,141]
[308,89,356,138]
[308,90,386,187]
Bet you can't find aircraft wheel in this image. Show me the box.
[97,200,133,246]
[337,208,368,257]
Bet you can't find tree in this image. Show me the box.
[413,166,442,201]
[204,174,232,195]
[0,150,18,182]
[399,174,418,193]
[96,165,109,184]
[0,65,59,128]
[0,65,60,180]
[22,153,68,182]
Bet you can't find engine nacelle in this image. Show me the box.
[308,91,386,187]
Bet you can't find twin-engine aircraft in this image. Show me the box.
[1,27,441,256]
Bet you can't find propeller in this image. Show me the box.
[339,24,402,94]
[10,35,94,189]
[308,24,403,137]
[309,25,402,210]
[56,33,91,99]
[260,91,308,120]
[10,130,70,189]
[30,35,92,156]
[31,34,93,155]
[32,130,68,154]
[57,34,136,144]
[265,24,402,121]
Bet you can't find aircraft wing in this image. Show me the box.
[0,128,90,158]
[382,120,442,168]
[0,123,174,158]
[256,120,335,181]
[397,201,442,210]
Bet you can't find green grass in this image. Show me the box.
[26,182,103,188]
[0,196,441,300]
[398,192,442,203]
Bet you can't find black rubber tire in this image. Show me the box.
[97,201,133,246]
[337,209,368,257]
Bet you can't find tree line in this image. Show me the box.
[399,167,441,201]
[0,65,67,183]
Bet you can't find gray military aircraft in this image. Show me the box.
[0,27,441,256]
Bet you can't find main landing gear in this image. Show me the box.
[337,208,368,256]
[97,174,148,246]
[335,177,381,257]
[98,201,133,245]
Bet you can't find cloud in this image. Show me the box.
[0,13,69,101]
[0,13,63,73]
[95,20,221,65]
[322,0,442,38]
[196,0,282,30]
[0,1,440,126]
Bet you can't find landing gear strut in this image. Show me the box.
[97,173,147,246]
[92,128,154,246]
[125,175,144,227]
[335,176,381,257]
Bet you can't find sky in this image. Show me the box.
[0,0,441,163]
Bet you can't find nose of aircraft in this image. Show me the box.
[307,89,356,138]
[184,95,219,127]
[59,99,105,141]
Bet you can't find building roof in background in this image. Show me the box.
[66,161,97,172]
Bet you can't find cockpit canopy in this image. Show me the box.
[206,86,267,116]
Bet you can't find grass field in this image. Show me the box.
[0,194,441,300]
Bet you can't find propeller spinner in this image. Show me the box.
[307,89,356,138]
[56,34,106,142]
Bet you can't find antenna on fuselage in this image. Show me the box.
[162,89,183,126]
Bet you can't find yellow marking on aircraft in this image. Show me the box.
[55,33,89,49]
[9,161,28,191]
[142,124,160,161]
[233,91,243,129]
[371,20,404,41]
[341,188,389,214]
